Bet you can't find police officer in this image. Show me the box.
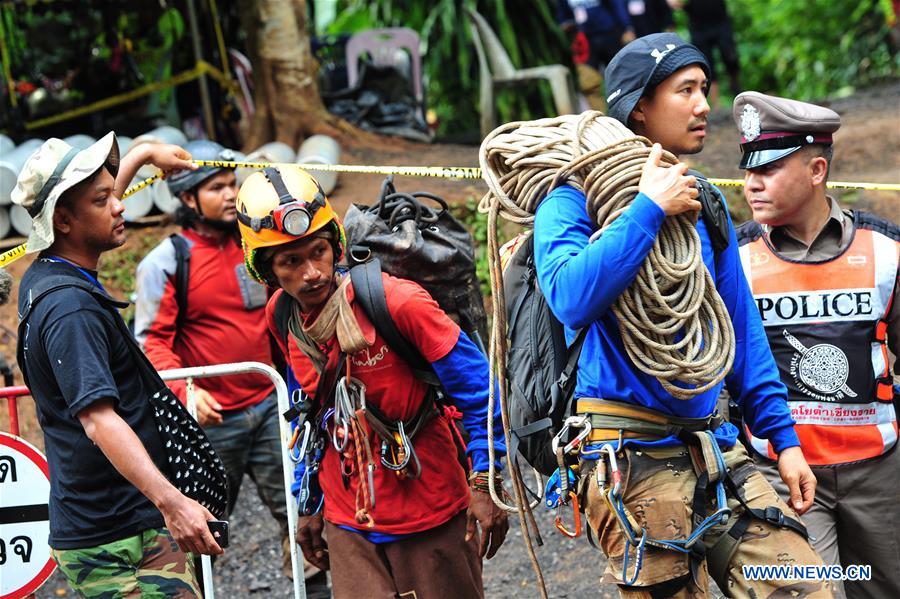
[734,91,900,599]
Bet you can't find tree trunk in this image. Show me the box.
[238,0,379,152]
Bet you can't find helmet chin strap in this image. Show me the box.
[201,217,239,233]
[184,190,238,233]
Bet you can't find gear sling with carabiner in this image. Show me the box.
[274,263,469,521]
[566,399,810,592]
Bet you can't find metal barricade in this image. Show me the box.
[160,361,304,599]
[1,385,30,437]
[0,361,303,599]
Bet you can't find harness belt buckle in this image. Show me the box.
[764,506,784,527]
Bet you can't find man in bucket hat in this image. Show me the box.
[734,92,900,599]
[533,33,831,597]
[14,133,223,597]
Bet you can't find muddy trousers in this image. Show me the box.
[583,442,833,598]
[324,511,483,599]
[756,443,900,599]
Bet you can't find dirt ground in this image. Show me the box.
[7,82,899,598]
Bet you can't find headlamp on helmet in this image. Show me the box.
[237,167,325,237]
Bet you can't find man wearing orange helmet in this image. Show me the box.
[238,165,508,598]
[133,141,306,585]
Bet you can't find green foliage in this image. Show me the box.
[99,230,165,323]
[449,196,491,295]
[323,0,574,137]
[450,196,518,296]
[724,0,898,100]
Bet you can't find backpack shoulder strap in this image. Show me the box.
[273,290,293,349]
[688,169,731,259]
[168,233,191,330]
[17,275,130,387]
[349,259,440,386]
[735,220,764,246]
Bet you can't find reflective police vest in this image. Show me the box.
[737,213,899,466]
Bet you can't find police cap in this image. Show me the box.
[733,91,840,169]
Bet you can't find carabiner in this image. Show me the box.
[554,491,582,538]
[290,420,312,463]
[601,444,622,498]
[551,415,591,456]
[331,416,350,452]
[367,462,377,510]
[563,419,592,454]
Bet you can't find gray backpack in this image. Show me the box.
[504,232,585,476]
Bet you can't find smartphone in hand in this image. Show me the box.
[207,519,229,548]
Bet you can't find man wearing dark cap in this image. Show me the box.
[734,91,900,599]
[535,33,831,597]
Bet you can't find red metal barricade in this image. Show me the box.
[1,385,31,437]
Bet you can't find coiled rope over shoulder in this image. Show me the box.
[480,111,735,402]
[478,112,736,598]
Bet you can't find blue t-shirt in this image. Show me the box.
[534,185,799,453]
[18,257,167,549]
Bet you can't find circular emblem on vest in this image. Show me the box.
[740,105,761,141]
[783,330,858,399]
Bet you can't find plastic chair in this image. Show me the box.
[345,28,423,103]
[465,8,577,137]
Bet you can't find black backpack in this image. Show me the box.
[504,175,730,476]
[503,232,586,476]
[342,176,489,350]
[168,234,191,330]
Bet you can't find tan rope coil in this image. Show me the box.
[479,111,735,400]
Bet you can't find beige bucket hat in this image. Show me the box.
[11,132,120,253]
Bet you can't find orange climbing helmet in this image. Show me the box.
[237,166,345,283]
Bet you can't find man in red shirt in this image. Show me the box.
[237,165,508,598]
[134,141,295,579]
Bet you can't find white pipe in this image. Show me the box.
[159,361,305,599]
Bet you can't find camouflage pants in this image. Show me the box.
[582,442,833,598]
[52,528,200,598]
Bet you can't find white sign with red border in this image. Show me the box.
[0,432,55,599]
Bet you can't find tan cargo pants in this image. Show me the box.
[582,442,834,598]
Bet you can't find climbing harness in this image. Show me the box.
[574,398,808,589]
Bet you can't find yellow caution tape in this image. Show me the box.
[24,61,237,131]
[198,159,483,180]
[1,160,896,269]
[204,160,899,191]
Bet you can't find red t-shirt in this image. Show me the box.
[267,274,470,534]
[136,230,273,411]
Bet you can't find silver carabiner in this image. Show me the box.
[379,420,413,472]
[551,415,591,456]
[291,420,312,463]
[563,419,592,454]
[601,444,622,497]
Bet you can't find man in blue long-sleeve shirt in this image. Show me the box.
[534,33,831,597]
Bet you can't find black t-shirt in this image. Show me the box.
[17,257,168,549]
